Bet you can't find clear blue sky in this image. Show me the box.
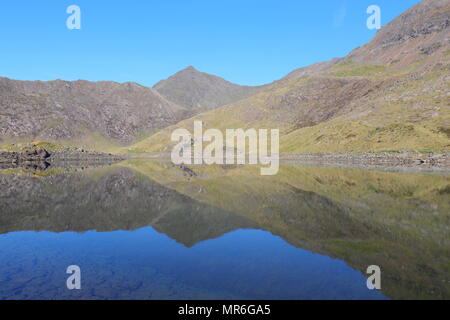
[0,0,421,86]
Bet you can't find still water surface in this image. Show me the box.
[0,161,448,299]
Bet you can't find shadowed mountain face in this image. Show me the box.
[153,66,262,111]
[0,67,259,149]
[0,78,191,148]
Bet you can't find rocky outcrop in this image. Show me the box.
[0,145,50,164]
[0,144,125,166]
[370,0,450,48]
[0,78,190,145]
[347,0,450,66]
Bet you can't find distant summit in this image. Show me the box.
[153,66,261,111]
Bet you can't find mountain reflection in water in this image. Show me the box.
[0,161,448,300]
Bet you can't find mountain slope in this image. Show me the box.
[349,0,450,66]
[0,78,191,150]
[153,66,262,111]
[285,0,450,79]
[128,0,450,155]
[282,0,450,153]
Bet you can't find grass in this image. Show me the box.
[46,118,64,128]
[31,142,65,151]
[3,59,448,158]
[61,130,123,153]
[0,141,66,152]
[328,62,388,77]
[123,61,449,156]
[281,118,450,154]
[0,144,21,152]
[0,167,65,177]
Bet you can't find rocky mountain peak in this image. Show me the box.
[153,67,261,110]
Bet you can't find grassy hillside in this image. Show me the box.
[124,56,450,155]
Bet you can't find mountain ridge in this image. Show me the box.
[1,0,449,155]
[0,66,263,151]
[0,77,193,150]
[127,0,450,155]
[283,0,450,80]
[153,65,262,110]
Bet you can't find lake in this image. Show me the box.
[0,160,448,300]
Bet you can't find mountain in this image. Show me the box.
[284,0,450,79]
[349,0,450,65]
[128,0,450,154]
[153,66,262,111]
[0,78,191,150]
[0,67,259,152]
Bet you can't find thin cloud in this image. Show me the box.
[332,5,347,28]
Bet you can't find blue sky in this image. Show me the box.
[0,0,421,86]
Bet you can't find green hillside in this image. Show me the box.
[124,56,450,155]
[123,1,450,156]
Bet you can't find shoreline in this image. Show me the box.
[1,147,449,172]
[0,144,125,166]
[280,151,450,169]
[123,150,450,168]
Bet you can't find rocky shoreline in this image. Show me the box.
[2,144,449,172]
[0,144,125,167]
[140,150,450,169]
